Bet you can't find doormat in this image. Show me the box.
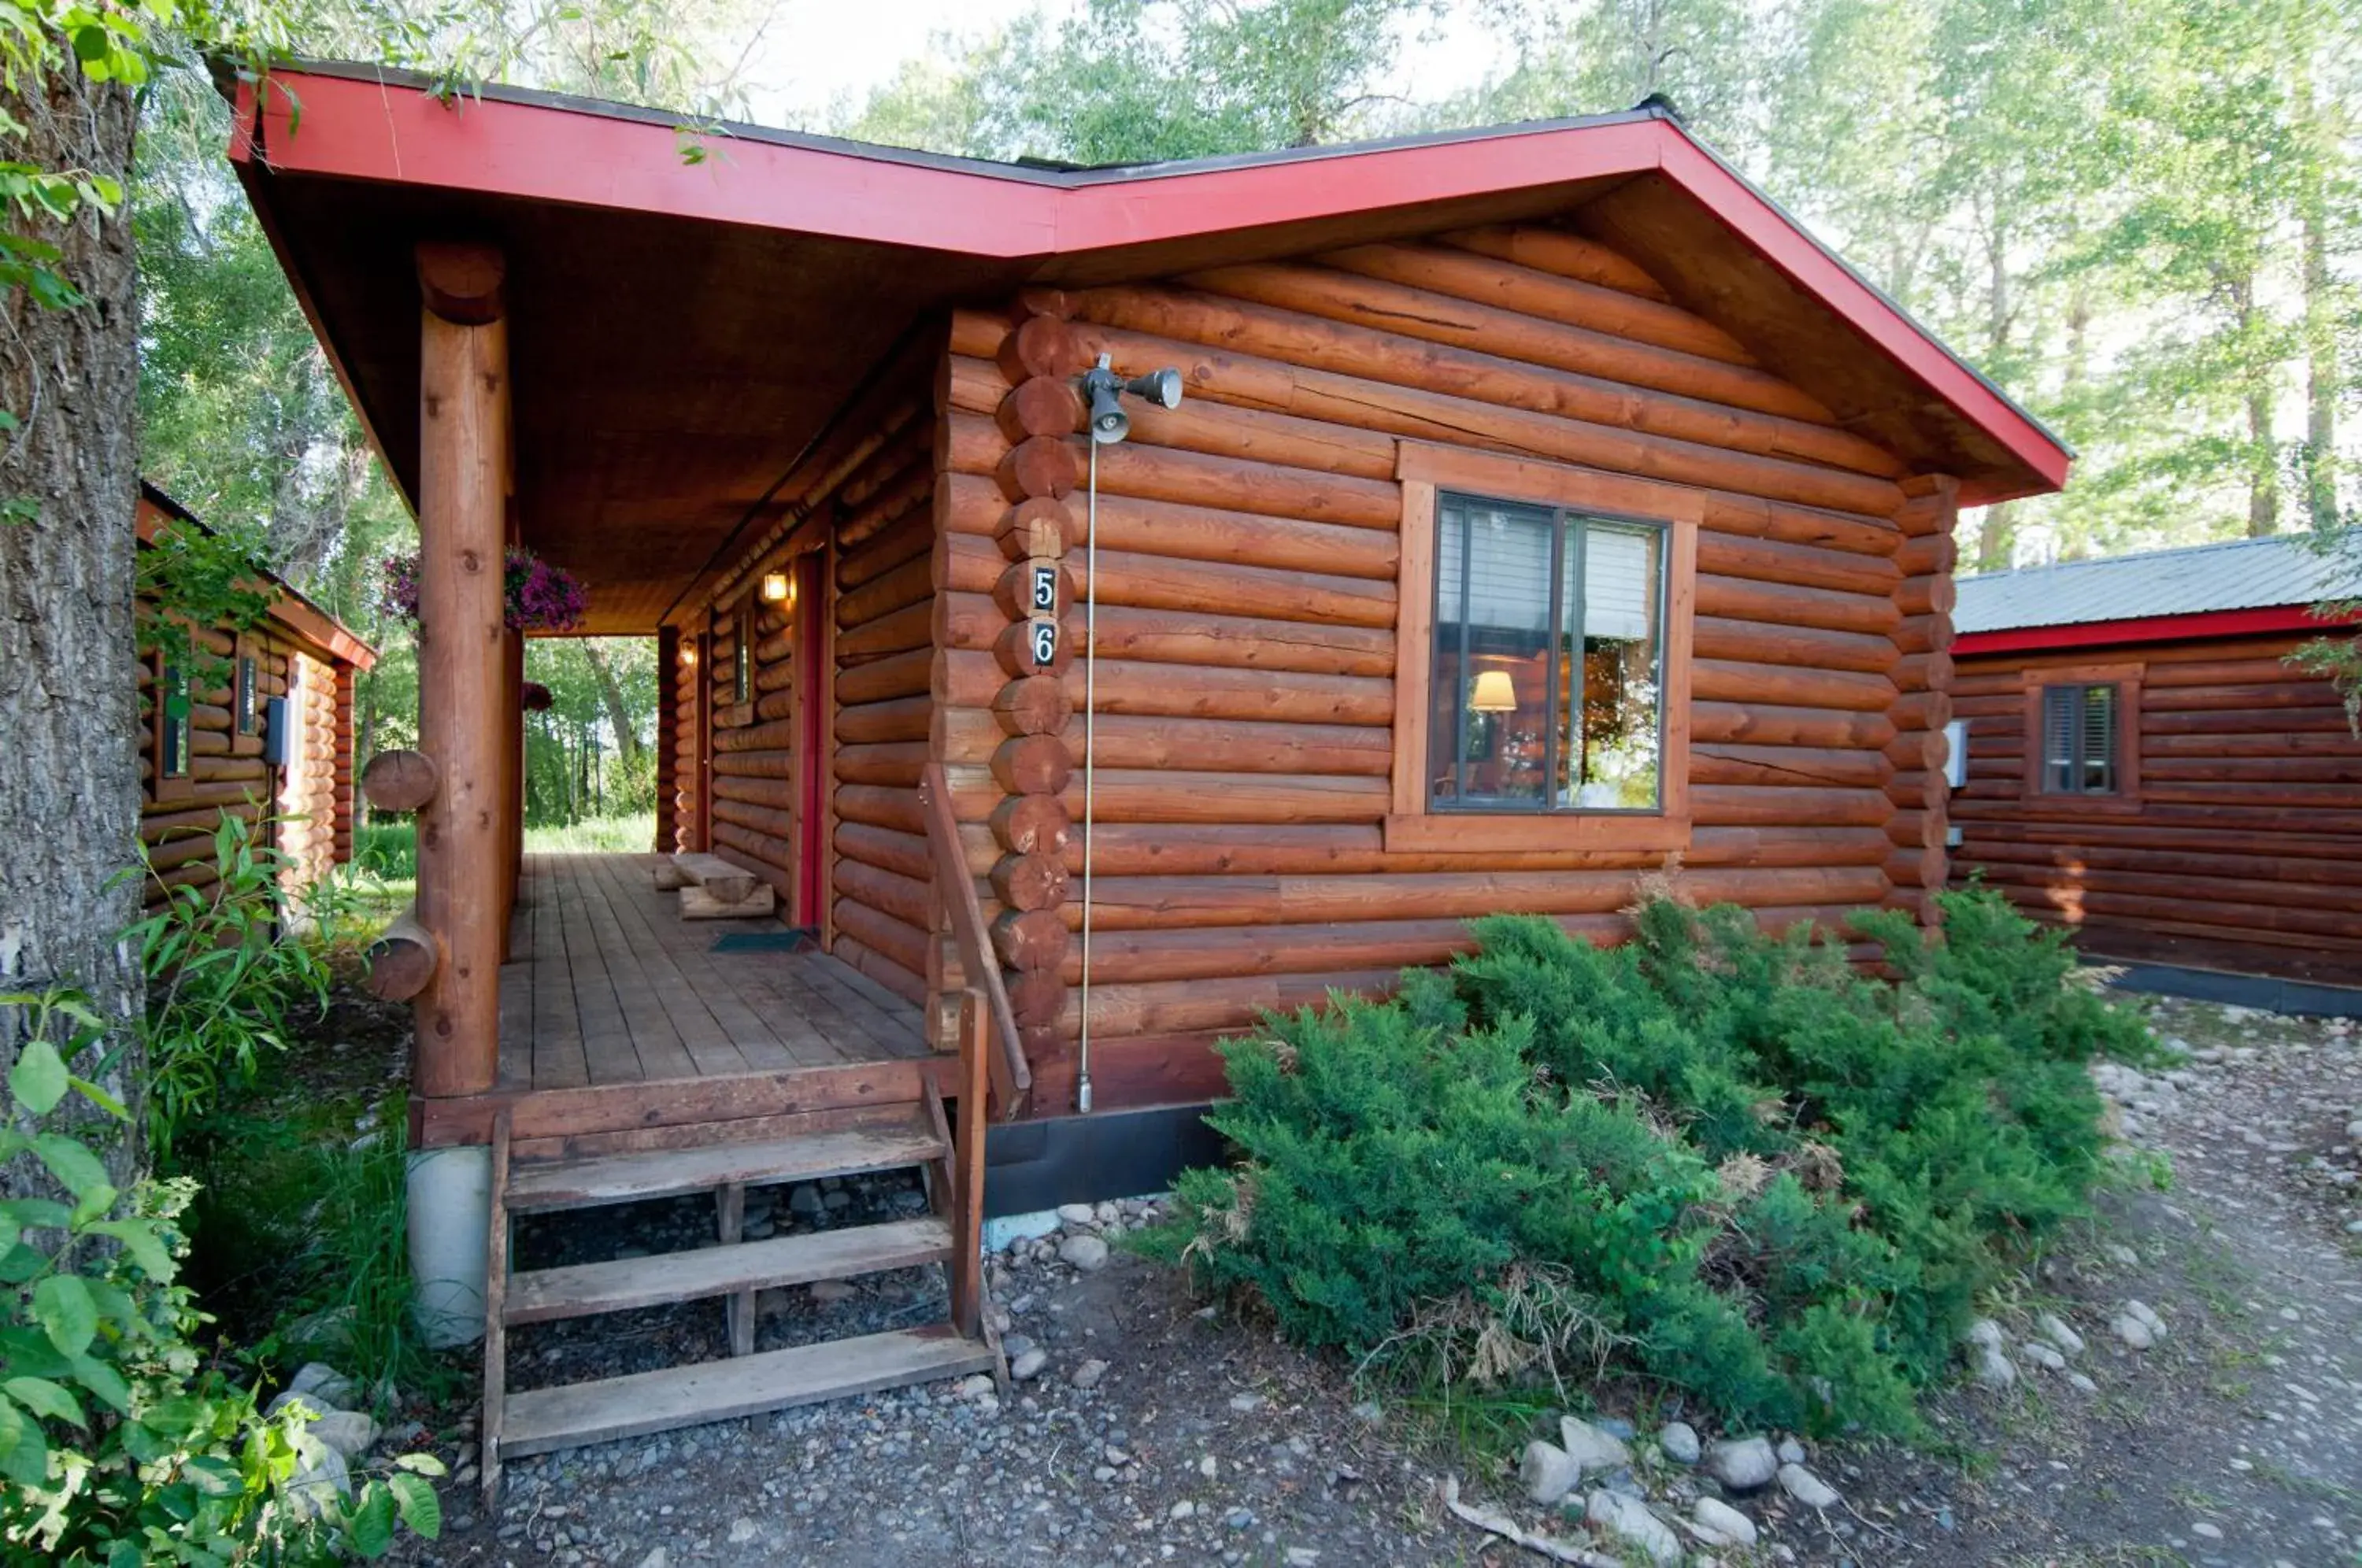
[710,928,820,955]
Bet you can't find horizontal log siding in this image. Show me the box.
[1950,633,2362,982]
[136,608,357,904]
[945,223,1928,1109]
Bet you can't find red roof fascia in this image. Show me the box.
[229,71,2071,498]
[1954,603,2362,657]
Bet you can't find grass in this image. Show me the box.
[524,811,656,854]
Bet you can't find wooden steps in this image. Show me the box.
[500,1325,995,1459]
[505,1111,946,1211]
[506,1216,953,1324]
[479,1053,994,1502]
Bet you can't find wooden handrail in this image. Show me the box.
[917,764,1030,1115]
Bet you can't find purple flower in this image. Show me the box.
[379,548,587,632]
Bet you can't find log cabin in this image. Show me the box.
[223,65,2071,1473]
[136,483,376,904]
[1950,535,2362,996]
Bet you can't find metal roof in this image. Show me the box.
[1956,534,2362,634]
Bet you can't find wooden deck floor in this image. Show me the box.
[498,853,931,1093]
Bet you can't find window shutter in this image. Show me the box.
[2042,686,2075,793]
[2081,684,2116,793]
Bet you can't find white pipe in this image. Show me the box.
[1077,437,1101,1115]
[405,1145,491,1348]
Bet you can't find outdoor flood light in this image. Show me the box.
[761,571,791,604]
[1080,354,1185,445]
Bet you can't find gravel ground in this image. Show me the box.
[379,984,2362,1568]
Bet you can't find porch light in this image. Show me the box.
[680,645,698,668]
[761,571,791,605]
[1470,669,1517,712]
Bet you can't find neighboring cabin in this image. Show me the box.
[137,483,377,904]
[1950,536,2362,988]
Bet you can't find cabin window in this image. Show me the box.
[732,604,753,706]
[158,663,191,781]
[235,650,260,736]
[2040,682,2118,794]
[1427,494,1667,813]
[1386,442,1698,855]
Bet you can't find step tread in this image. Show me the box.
[499,1324,994,1458]
[507,1109,943,1212]
[506,1215,952,1325]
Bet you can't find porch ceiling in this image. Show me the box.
[247,173,1024,634]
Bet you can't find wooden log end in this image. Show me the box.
[416,241,506,324]
[366,915,440,1003]
[361,749,440,813]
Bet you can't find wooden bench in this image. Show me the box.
[666,852,774,919]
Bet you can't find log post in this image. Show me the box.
[655,626,680,852]
[1884,474,1958,927]
[980,299,1083,1087]
[412,242,510,1100]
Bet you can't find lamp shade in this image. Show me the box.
[1469,669,1517,712]
[761,571,790,604]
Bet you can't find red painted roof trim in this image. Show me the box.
[1955,603,2362,656]
[230,70,2070,501]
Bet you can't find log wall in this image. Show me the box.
[939,224,1934,1111]
[1951,632,2362,985]
[136,612,360,905]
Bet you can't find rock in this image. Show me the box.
[2105,1243,2140,1268]
[1974,1344,2019,1389]
[1001,1333,1036,1359]
[1778,1463,1842,1511]
[1518,1440,1582,1505]
[1057,1233,1111,1271]
[2112,1311,2154,1350]
[2123,1298,2167,1341]
[1775,1436,1805,1466]
[2067,1371,2099,1394]
[787,1184,824,1216]
[309,1410,379,1459]
[634,1551,668,1568]
[1704,1436,1779,1491]
[288,1362,356,1410]
[1964,1317,2006,1352]
[2036,1312,2086,1357]
[1694,1495,1760,1548]
[1557,1415,1631,1474]
[2021,1341,2067,1372]
[1071,1359,1109,1390]
[1584,1489,1681,1565]
[820,1189,852,1211]
[285,1440,350,1518]
[1057,1202,1098,1227]
[1349,1400,1383,1426]
[1168,1500,1196,1521]
[1009,1348,1048,1381]
[727,1518,759,1544]
[1229,1392,1264,1412]
[1657,1420,1701,1465]
[809,1279,858,1306]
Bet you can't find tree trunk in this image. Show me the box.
[582,639,642,764]
[2296,63,2338,531]
[2232,271,2279,538]
[0,64,145,1190]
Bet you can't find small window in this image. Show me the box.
[159,664,191,780]
[2041,682,2118,794]
[732,604,753,705]
[235,652,259,736]
[1427,492,1667,813]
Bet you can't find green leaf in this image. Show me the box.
[0,1400,44,1485]
[68,1354,131,1413]
[106,1542,142,1568]
[392,1452,448,1476]
[9,1039,68,1115]
[349,1480,398,1557]
[31,1275,97,1357]
[68,1076,128,1120]
[87,1219,175,1281]
[143,1394,207,1438]
[0,1197,70,1229]
[388,1470,442,1538]
[33,1131,110,1200]
[3,1377,83,1427]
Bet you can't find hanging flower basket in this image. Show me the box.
[380,548,587,633]
[520,682,555,712]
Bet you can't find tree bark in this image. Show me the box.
[0,63,145,1189]
[2295,61,2338,532]
[582,638,643,764]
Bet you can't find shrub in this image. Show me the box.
[0,989,442,1562]
[1154,888,2147,1437]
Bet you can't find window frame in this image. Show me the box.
[152,650,194,802]
[233,637,261,738]
[1388,442,1698,855]
[2019,661,2143,812]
